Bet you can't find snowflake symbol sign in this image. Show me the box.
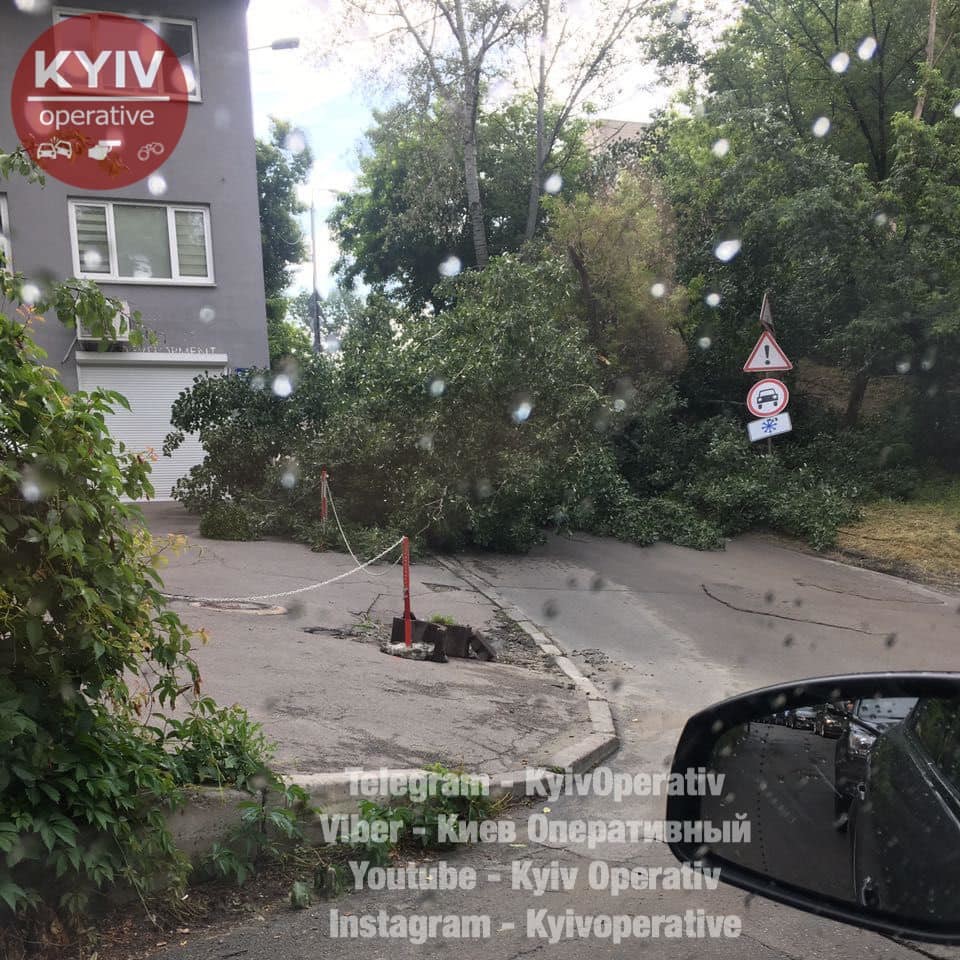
[762,418,778,434]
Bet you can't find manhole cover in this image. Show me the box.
[190,600,286,615]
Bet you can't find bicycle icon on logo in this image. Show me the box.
[137,141,165,163]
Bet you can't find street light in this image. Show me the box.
[248,37,301,51]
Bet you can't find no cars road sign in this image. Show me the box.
[746,378,789,418]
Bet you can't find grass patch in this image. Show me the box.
[837,478,960,586]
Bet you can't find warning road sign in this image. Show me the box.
[743,331,793,372]
[746,378,789,418]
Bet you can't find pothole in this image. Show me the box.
[190,600,287,615]
[303,626,355,638]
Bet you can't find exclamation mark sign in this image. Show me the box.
[764,344,771,364]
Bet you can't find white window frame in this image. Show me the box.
[0,196,11,271]
[68,199,215,286]
[52,6,202,102]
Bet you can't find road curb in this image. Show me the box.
[169,553,619,860]
[433,554,620,772]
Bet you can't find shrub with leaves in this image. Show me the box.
[0,272,273,925]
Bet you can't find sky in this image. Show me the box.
[244,0,678,300]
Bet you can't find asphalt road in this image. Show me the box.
[159,533,960,960]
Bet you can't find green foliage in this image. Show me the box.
[256,117,313,302]
[199,502,258,541]
[0,270,274,922]
[330,98,591,309]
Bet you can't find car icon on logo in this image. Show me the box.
[756,388,779,406]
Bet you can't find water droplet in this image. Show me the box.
[475,478,492,498]
[705,292,721,307]
[895,359,911,375]
[697,336,712,350]
[650,282,666,298]
[284,128,308,154]
[250,374,266,391]
[199,306,216,323]
[874,212,888,227]
[830,51,850,73]
[711,138,730,158]
[147,173,167,196]
[21,283,40,306]
[20,478,42,502]
[438,256,462,278]
[543,173,563,194]
[543,600,558,618]
[322,334,341,353]
[953,102,960,118]
[591,575,605,591]
[14,0,49,11]
[613,398,626,412]
[714,239,741,262]
[181,65,197,96]
[783,635,794,647]
[214,107,231,129]
[272,374,293,397]
[885,633,897,648]
[82,249,103,270]
[280,468,298,489]
[416,434,434,452]
[857,36,877,60]
[512,401,533,423]
[811,116,831,138]
[429,378,445,398]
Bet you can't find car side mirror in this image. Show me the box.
[666,672,960,944]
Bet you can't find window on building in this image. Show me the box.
[69,200,213,284]
[0,196,10,271]
[53,7,201,101]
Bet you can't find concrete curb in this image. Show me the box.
[433,555,620,772]
[170,554,619,858]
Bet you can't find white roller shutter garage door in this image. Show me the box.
[76,353,227,501]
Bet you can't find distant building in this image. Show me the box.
[585,118,650,153]
[0,2,268,499]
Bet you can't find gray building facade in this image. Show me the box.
[1,1,269,497]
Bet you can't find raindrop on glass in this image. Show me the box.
[14,0,50,11]
[874,212,888,227]
[284,128,308,154]
[953,102,960,118]
[417,434,434,452]
[20,478,42,502]
[181,65,197,96]
[476,478,492,499]
[512,401,532,423]
[322,334,341,353]
[543,600,558,619]
[21,283,40,306]
[705,292,721,307]
[591,575,605,591]
[613,398,626,412]
[199,306,216,324]
[698,336,712,350]
[714,239,741,262]
[438,256,462,278]
[82,249,103,270]
[280,469,297,489]
[885,633,897,649]
[811,116,831,138]
[711,138,730,158]
[214,107,231,130]
[272,374,293,397]
[895,359,911,375]
[650,282,666,299]
[147,173,167,196]
[830,51,850,73]
[250,374,266,391]
[857,36,877,60]
[543,173,563,194]
[429,378,445,398]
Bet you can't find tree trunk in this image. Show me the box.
[461,68,488,268]
[843,368,871,428]
[524,0,549,241]
[913,0,939,121]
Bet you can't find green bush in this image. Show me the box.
[0,273,274,926]
[200,502,258,541]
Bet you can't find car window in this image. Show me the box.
[911,699,960,792]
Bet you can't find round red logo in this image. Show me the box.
[11,13,189,190]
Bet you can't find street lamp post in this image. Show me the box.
[248,37,301,52]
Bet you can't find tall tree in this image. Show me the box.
[255,117,314,309]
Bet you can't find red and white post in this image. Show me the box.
[402,535,412,647]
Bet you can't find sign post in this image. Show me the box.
[320,468,328,523]
[743,295,793,450]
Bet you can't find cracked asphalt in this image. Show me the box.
[157,531,960,960]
